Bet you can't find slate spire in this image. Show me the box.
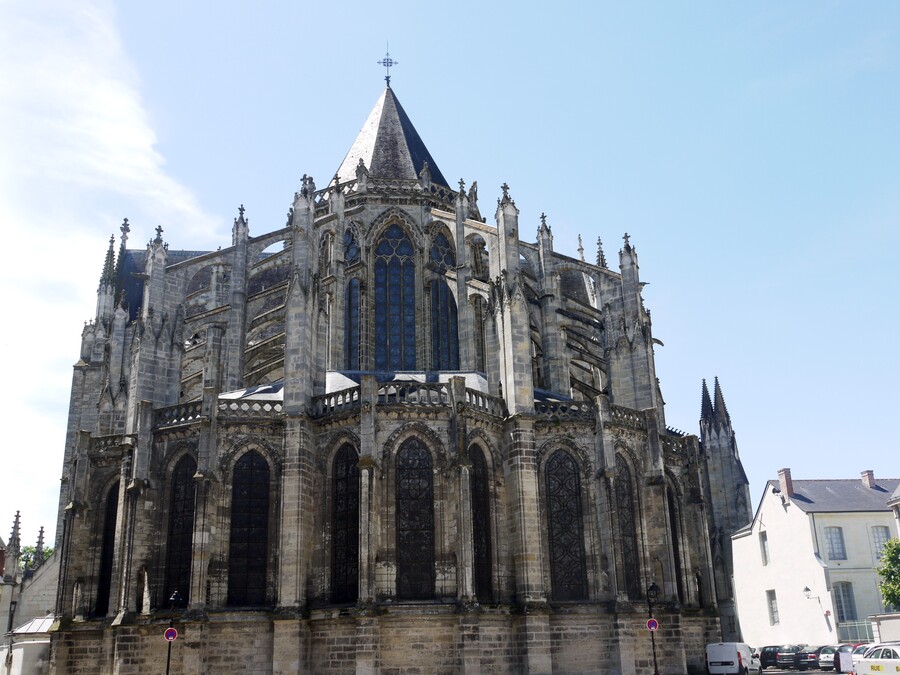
[99,234,116,289]
[334,87,449,188]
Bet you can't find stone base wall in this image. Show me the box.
[51,607,720,674]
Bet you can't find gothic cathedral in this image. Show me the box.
[51,85,751,674]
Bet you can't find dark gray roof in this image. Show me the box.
[890,482,900,505]
[335,87,449,187]
[770,478,900,513]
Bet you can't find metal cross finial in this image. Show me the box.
[378,46,398,87]
[623,232,630,246]
[501,182,510,200]
[238,204,245,219]
[121,217,130,236]
[155,225,164,242]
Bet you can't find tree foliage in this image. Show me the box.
[19,545,54,571]
[877,537,900,609]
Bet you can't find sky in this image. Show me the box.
[1,0,898,547]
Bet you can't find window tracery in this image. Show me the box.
[468,444,492,602]
[95,481,119,616]
[545,450,588,601]
[331,444,359,603]
[227,451,270,606]
[615,454,641,599]
[165,455,196,607]
[396,438,434,599]
[374,224,416,370]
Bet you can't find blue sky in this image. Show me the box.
[1,0,898,545]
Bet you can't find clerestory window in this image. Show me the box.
[165,455,197,607]
[374,224,416,371]
[546,450,588,601]
[331,444,360,603]
[227,451,270,606]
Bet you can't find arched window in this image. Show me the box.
[615,455,641,599]
[472,296,487,374]
[345,278,360,370]
[95,481,119,616]
[468,444,492,602]
[374,224,416,371]
[227,451,270,606]
[396,438,434,599]
[165,455,197,607]
[545,450,588,601]
[430,282,458,370]
[343,227,360,264]
[331,444,359,603]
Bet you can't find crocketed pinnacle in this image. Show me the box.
[700,379,714,422]
[713,377,730,425]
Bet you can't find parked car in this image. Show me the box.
[816,644,838,671]
[852,642,879,669]
[758,645,780,669]
[775,644,806,669]
[853,644,900,674]
[796,645,826,671]
[706,642,762,675]
[833,643,863,673]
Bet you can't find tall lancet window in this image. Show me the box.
[331,444,360,603]
[430,232,459,370]
[165,455,197,607]
[228,451,270,606]
[95,481,120,616]
[615,454,642,599]
[345,278,360,370]
[545,450,588,601]
[468,444,492,602]
[374,224,416,371]
[396,438,434,599]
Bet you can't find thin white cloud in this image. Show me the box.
[0,0,220,539]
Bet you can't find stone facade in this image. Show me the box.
[50,86,751,673]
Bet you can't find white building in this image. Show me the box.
[732,468,898,646]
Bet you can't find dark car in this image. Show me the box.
[759,645,780,669]
[776,644,806,669]
[797,645,825,671]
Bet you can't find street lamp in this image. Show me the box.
[647,582,661,675]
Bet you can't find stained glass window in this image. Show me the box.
[472,296,486,374]
[374,224,416,371]
[345,278,360,370]
[396,438,434,599]
[165,455,196,607]
[667,485,685,604]
[546,450,588,601]
[95,481,119,616]
[615,455,641,599]
[468,444,492,602]
[430,281,459,370]
[430,233,455,271]
[227,451,270,606]
[331,444,359,603]
[343,228,359,263]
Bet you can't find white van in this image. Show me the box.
[705,642,761,675]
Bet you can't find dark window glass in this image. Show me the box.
[473,296,486,373]
[374,224,416,370]
[165,455,197,607]
[345,278,360,370]
[396,438,434,599]
[430,233,455,271]
[615,455,641,599]
[430,281,459,370]
[546,450,588,601]
[343,228,359,263]
[95,481,119,616]
[469,444,492,603]
[227,451,270,606]
[331,444,360,603]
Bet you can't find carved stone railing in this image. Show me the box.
[378,382,450,407]
[217,399,283,419]
[310,387,361,418]
[609,405,646,430]
[91,434,125,452]
[465,389,506,418]
[313,178,458,214]
[155,401,204,428]
[533,400,595,421]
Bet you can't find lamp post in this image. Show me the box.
[165,590,182,675]
[647,582,660,675]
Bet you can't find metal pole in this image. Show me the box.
[648,583,660,675]
[165,589,181,675]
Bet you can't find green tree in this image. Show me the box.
[877,538,900,608]
[18,545,54,571]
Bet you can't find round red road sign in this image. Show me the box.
[164,627,178,641]
[646,618,659,631]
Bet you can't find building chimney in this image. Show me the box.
[861,470,876,488]
[778,468,794,497]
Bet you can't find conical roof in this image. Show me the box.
[335,87,449,187]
